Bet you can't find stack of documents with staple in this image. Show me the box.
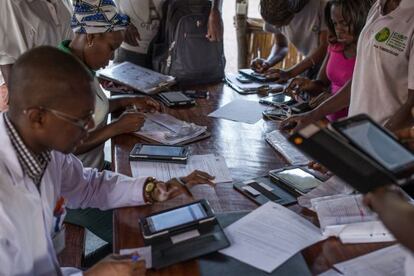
[311,194,395,243]
[135,112,208,145]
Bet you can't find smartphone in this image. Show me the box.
[269,168,323,195]
[259,93,295,106]
[332,114,414,177]
[290,102,312,114]
[158,91,195,107]
[183,90,210,99]
[129,144,188,163]
[140,200,215,239]
[262,108,290,120]
[236,74,253,83]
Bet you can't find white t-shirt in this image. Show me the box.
[116,0,166,54]
[76,79,109,170]
[349,0,414,125]
[0,0,73,65]
[264,0,327,57]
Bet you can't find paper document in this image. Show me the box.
[135,112,207,145]
[219,202,325,273]
[265,130,310,165]
[208,99,267,124]
[311,194,394,243]
[298,176,354,209]
[120,246,152,268]
[131,154,232,184]
[312,194,377,232]
[334,244,407,276]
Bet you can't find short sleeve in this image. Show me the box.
[319,0,328,32]
[408,34,414,90]
[263,22,281,34]
[0,0,31,65]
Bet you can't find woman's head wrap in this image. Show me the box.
[71,0,129,34]
[260,0,310,26]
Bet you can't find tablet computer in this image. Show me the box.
[140,200,215,239]
[158,91,196,107]
[288,122,399,193]
[129,144,188,163]
[332,114,414,178]
[238,68,277,83]
[269,167,323,195]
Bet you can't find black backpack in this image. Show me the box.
[151,0,226,85]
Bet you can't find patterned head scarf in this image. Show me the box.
[260,0,309,25]
[71,0,130,34]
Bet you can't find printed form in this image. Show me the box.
[219,202,325,273]
[131,154,232,184]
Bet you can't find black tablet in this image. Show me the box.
[332,114,414,177]
[140,200,215,239]
[129,144,188,163]
[158,91,195,107]
[238,68,277,82]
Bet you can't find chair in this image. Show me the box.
[57,223,86,268]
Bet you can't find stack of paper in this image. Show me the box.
[333,244,407,276]
[130,154,232,184]
[208,99,267,124]
[136,112,208,145]
[311,194,395,243]
[219,202,325,273]
[265,130,310,165]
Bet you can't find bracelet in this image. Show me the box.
[173,177,193,197]
[143,177,156,204]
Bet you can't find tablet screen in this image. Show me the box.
[147,203,208,232]
[139,145,183,157]
[341,121,414,171]
[275,168,322,191]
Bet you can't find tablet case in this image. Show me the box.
[233,175,297,206]
[158,91,196,107]
[198,212,312,276]
[145,218,230,269]
[288,124,398,193]
[97,62,175,95]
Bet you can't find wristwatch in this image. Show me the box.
[143,177,156,204]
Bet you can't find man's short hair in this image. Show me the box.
[260,0,309,26]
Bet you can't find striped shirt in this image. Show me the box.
[3,113,51,185]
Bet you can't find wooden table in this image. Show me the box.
[112,83,391,275]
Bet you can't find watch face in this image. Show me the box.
[145,182,155,193]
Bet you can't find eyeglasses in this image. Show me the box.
[24,107,95,130]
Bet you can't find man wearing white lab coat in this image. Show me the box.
[0,46,215,275]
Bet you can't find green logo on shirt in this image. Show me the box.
[375,28,391,42]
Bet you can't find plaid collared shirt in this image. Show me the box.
[4,113,51,186]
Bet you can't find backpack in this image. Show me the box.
[151,0,225,85]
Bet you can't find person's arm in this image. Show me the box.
[384,90,414,131]
[108,95,161,114]
[286,31,328,79]
[206,0,223,41]
[74,111,146,155]
[251,33,289,73]
[60,153,214,210]
[364,187,414,252]
[280,80,351,131]
[0,64,12,85]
